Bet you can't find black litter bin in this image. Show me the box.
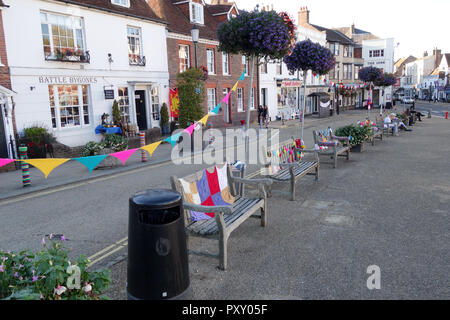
[127,189,189,300]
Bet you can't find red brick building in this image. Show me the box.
[147,0,257,128]
[0,0,16,160]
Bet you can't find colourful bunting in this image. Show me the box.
[210,104,221,115]
[0,158,15,168]
[199,114,209,126]
[183,124,196,136]
[140,141,162,157]
[221,91,232,104]
[110,149,139,166]
[164,132,182,147]
[239,71,245,81]
[231,81,239,92]
[22,158,70,179]
[74,155,108,173]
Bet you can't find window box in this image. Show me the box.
[45,49,90,63]
[129,55,146,66]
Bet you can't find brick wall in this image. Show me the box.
[167,37,257,128]
[0,10,11,90]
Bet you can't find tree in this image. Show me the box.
[111,99,122,127]
[218,9,295,162]
[283,39,335,140]
[177,68,205,129]
[358,66,383,118]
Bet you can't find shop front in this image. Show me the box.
[277,80,301,120]
[12,74,167,147]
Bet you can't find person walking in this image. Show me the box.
[257,105,264,128]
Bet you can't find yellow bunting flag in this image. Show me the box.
[22,159,70,179]
[199,114,209,126]
[140,141,162,157]
[231,81,239,92]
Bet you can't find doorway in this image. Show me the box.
[223,88,232,124]
[0,107,8,158]
[135,90,147,131]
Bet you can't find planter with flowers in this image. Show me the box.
[0,236,110,300]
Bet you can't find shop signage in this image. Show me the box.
[38,76,98,85]
[104,90,115,100]
[281,80,302,88]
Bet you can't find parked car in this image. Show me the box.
[402,97,415,104]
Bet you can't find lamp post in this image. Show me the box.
[191,25,199,68]
[336,64,340,115]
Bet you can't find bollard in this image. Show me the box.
[428,110,432,119]
[19,146,31,187]
[446,111,449,120]
[140,132,147,162]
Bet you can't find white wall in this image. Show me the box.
[3,0,169,147]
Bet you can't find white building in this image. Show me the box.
[362,38,395,107]
[3,0,169,147]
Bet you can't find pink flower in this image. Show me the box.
[14,272,19,278]
[61,235,66,242]
[32,276,39,282]
[0,265,4,273]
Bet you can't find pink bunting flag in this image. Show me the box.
[110,148,139,166]
[0,158,15,168]
[221,91,232,104]
[183,123,196,136]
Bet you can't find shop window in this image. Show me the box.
[118,87,131,123]
[151,87,160,121]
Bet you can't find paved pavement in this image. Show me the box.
[399,100,450,118]
[104,115,449,300]
[1,109,448,300]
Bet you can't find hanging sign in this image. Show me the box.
[104,90,114,100]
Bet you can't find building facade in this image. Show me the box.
[0,0,16,159]
[151,0,257,128]
[4,0,170,147]
[362,38,395,107]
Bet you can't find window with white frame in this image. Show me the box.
[118,87,130,123]
[111,0,130,7]
[343,64,352,80]
[250,88,256,110]
[330,43,339,56]
[127,26,143,65]
[48,84,90,129]
[344,45,353,57]
[207,49,215,74]
[151,87,160,121]
[207,88,217,113]
[276,61,282,75]
[40,11,85,60]
[222,53,229,75]
[237,88,244,112]
[179,45,190,72]
[355,65,362,80]
[242,56,249,76]
[190,2,204,24]
[260,60,268,74]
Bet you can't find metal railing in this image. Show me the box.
[129,55,146,66]
[45,50,90,63]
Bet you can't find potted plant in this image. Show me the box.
[160,103,170,135]
[335,124,372,153]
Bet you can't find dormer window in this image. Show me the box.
[190,2,204,25]
[111,0,130,8]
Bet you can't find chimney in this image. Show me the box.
[350,23,355,36]
[423,51,428,57]
[433,47,442,68]
[298,6,310,26]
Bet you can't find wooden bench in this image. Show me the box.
[312,128,351,169]
[170,164,272,270]
[377,115,398,137]
[368,119,384,146]
[262,139,319,201]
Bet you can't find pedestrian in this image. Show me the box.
[257,105,264,128]
[263,105,269,128]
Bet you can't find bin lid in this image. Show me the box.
[131,189,182,208]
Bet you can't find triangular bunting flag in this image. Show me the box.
[210,103,221,115]
[183,124,196,136]
[221,91,232,104]
[164,132,182,147]
[0,158,15,168]
[231,81,239,92]
[239,71,245,81]
[140,141,162,157]
[22,158,70,179]
[110,149,139,166]
[199,114,209,126]
[74,155,108,173]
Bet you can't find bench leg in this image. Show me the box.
[290,176,296,201]
[315,165,319,181]
[261,201,267,227]
[334,154,338,169]
[346,149,350,161]
[218,233,229,271]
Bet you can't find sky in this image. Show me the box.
[211,0,450,61]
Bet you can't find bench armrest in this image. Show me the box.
[318,141,338,147]
[331,135,351,142]
[297,148,317,154]
[183,202,232,215]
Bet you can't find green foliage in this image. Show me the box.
[81,134,127,157]
[23,126,56,145]
[112,100,122,126]
[335,124,372,146]
[396,113,408,124]
[160,103,169,127]
[177,68,205,129]
[0,239,110,300]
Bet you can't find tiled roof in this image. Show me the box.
[311,24,354,45]
[206,4,232,15]
[149,0,221,41]
[53,0,166,24]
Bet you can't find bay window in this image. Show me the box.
[190,2,204,24]
[48,84,90,129]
